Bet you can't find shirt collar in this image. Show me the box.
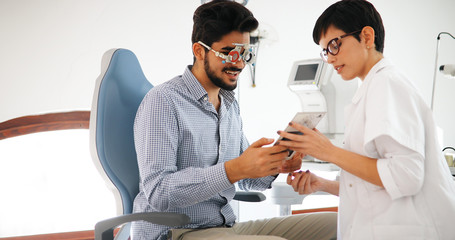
[182,65,236,106]
[363,58,389,83]
[351,58,390,104]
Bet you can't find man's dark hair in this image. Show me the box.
[192,0,259,47]
[312,0,385,53]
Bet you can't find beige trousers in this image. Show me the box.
[169,212,337,240]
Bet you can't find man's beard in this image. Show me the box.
[204,57,241,91]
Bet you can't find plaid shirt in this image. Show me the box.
[131,66,275,240]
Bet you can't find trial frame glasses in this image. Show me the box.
[198,41,255,64]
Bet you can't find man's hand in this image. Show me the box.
[279,152,303,173]
[225,138,288,183]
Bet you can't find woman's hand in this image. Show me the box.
[276,122,336,163]
[287,170,323,195]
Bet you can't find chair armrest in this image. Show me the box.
[95,212,190,240]
[233,191,266,202]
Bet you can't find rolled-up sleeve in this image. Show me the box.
[374,135,425,200]
[363,71,426,200]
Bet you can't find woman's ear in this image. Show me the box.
[361,26,376,49]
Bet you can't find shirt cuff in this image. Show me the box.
[263,175,278,189]
[207,162,234,192]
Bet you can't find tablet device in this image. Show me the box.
[276,112,326,160]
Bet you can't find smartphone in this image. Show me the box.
[276,112,326,160]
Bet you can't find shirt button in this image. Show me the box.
[203,97,208,101]
[349,184,353,187]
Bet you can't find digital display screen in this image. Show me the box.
[294,64,318,81]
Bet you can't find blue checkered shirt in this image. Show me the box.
[131,66,276,240]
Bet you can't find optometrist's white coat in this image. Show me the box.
[338,58,455,240]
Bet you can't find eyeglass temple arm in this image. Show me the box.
[197,41,211,50]
[197,41,226,58]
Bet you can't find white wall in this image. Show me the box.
[240,0,455,147]
[1,0,455,236]
[1,0,454,146]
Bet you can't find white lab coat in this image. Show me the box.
[339,58,455,240]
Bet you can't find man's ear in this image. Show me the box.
[361,26,376,48]
[193,42,206,61]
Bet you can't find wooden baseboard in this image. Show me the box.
[292,206,338,215]
[0,228,121,240]
[0,230,95,240]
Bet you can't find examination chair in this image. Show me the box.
[90,48,265,240]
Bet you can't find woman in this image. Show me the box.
[276,0,455,239]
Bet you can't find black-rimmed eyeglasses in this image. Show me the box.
[320,30,361,62]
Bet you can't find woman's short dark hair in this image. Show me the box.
[313,0,385,53]
[192,0,259,47]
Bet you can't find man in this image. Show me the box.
[132,1,337,239]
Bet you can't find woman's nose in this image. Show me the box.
[326,54,336,64]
